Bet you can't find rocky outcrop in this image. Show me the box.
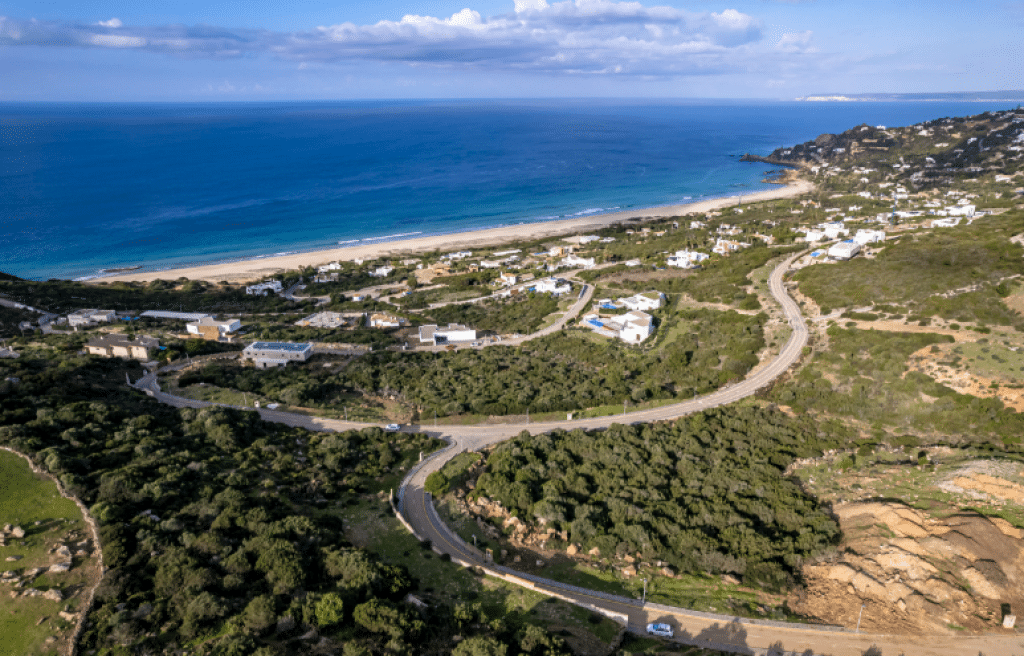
[790,501,1024,633]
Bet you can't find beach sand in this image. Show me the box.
[98,179,814,284]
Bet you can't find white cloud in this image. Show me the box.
[776,30,814,53]
[0,1,774,77]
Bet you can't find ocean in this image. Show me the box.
[1,99,1019,281]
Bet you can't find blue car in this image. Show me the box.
[646,623,673,638]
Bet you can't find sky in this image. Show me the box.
[0,0,1022,101]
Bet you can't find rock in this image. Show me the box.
[49,562,71,574]
[11,526,24,539]
[59,611,77,622]
[56,546,72,559]
[43,588,62,601]
[36,616,47,625]
[513,555,521,563]
[275,615,297,633]
[566,544,578,556]
[588,547,601,557]
[5,555,22,562]
[535,560,545,567]
[624,555,635,563]
[721,574,740,585]
[1004,614,1017,629]
[621,565,637,578]
[661,566,675,577]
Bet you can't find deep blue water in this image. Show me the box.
[1,99,1019,281]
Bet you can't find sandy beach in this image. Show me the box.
[97,178,814,284]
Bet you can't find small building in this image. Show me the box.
[368,313,406,329]
[827,240,861,261]
[245,280,283,296]
[618,291,664,312]
[499,272,519,286]
[533,277,572,295]
[187,317,241,341]
[317,262,341,273]
[853,229,886,245]
[140,310,211,322]
[369,265,395,278]
[242,341,312,369]
[86,334,160,360]
[314,272,339,283]
[67,309,117,328]
[712,239,747,255]
[418,323,477,345]
[578,235,601,244]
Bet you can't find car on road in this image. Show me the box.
[646,623,673,638]
[384,423,401,432]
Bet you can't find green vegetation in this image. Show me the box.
[792,213,1024,326]
[338,307,764,417]
[421,294,559,335]
[0,277,307,316]
[0,451,90,656]
[0,345,583,655]
[772,327,1024,446]
[475,407,851,591]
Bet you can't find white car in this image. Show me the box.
[646,623,673,638]
[384,424,401,432]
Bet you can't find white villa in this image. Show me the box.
[67,309,117,328]
[245,280,283,296]
[666,250,709,269]
[618,291,664,312]
[369,265,395,278]
[853,229,886,245]
[561,254,596,269]
[533,277,572,295]
[419,323,477,345]
[828,240,861,261]
[712,239,748,255]
[242,341,312,368]
[583,310,654,343]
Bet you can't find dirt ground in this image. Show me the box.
[905,341,1024,412]
[790,499,1024,635]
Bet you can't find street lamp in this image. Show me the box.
[642,578,647,605]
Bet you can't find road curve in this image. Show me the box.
[396,254,1024,656]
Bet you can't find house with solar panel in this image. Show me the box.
[242,341,313,368]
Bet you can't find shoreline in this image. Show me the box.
[96,178,813,284]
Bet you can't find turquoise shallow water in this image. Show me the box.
[1,99,1018,280]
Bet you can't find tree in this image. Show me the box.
[315,592,345,630]
[451,636,508,656]
[424,471,450,495]
[241,595,277,634]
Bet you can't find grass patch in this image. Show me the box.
[0,451,91,656]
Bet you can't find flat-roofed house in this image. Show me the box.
[827,240,861,261]
[68,309,117,328]
[418,323,477,345]
[245,280,283,296]
[368,313,405,328]
[186,317,242,341]
[86,334,160,360]
[533,277,572,295]
[242,341,312,369]
[582,310,654,343]
[619,291,664,312]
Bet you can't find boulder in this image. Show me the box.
[59,611,77,622]
[5,555,22,562]
[566,544,578,556]
[11,526,24,539]
[43,588,62,601]
[621,565,637,578]
[48,562,71,574]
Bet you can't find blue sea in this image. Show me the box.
[1,99,1019,281]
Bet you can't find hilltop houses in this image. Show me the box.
[242,341,312,369]
[86,334,160,361]
[617,291,664,312]
[419,324,477,346]
[67,309,117,328]
[533,277,572,295]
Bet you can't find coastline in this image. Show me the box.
[97,178,813,284]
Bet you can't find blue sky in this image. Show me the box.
[1,0,1022,100]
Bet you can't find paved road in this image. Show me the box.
[131,255,1024,654]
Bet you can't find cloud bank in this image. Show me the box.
[0,0,797,77]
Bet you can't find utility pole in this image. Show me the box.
[623,400,627,416]
[526,407,529,424]
[434,410,437,427]
[642,578,647,605]
[345,406,348,421]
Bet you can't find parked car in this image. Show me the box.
[384,423,401,432]
[646,623,673,638]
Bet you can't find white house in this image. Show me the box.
[804,230,825,243]
[443,251,473,260]
[578,235,601,244]
[562,254,596,269]
[317,262,341,273]
[368,313,405,328]
[689,220,706,229]
[246,280,283,296]
[242,341,312,368]
[582,311,654,343]
[946,204,975,217]
[712,239,747,255]
[828,240,861,261]
[369,265,394,278]
[618,291,664,312]
[418,323,477,345]
[932,217,962,228]
[533,277,572,295]
[67,309,117,328]
[499,272,519,286]
[666,250,709,269]
[823,226,850,240]
[187,317,242,341]
[853,229,886,245]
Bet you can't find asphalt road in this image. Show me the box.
[132,255,1024,654]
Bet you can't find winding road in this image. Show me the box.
[132,253,1024,655]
